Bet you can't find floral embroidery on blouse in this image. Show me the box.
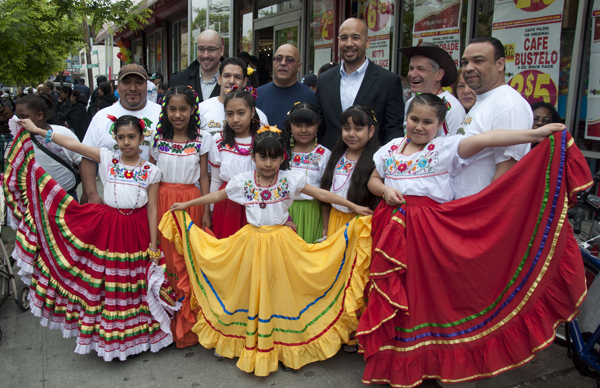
[216,139,252,155]
[243,176,291,203]
[335,155,356,175]
[383,140,441,177]
[109,157,151,184]
[291,146,326,171]
[156,139,202,155]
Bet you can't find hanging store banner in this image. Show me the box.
[313,0,335,71]
[358,0,394,69]
[411,0,462,67]
[585,0,600,140]
[492,0,564,107]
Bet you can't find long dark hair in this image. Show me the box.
[114,115,144,136]
[156,86,201,141]
[221,88,260,148]
[321,105,380,210]
[252,129,289,170]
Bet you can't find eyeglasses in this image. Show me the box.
[274,56,297,64]
[534,116,552,125]
[197,46,221,54]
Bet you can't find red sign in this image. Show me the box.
[508,69,558,106]
[512,0,555,13]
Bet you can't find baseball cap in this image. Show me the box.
[301,73,317,87]
[149,72,163,80]
[118,63,148,81]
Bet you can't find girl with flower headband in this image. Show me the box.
[357,93,583,388]
[284,102,332,243]
[13,115,179,361]
[149,85,215,349]
[161,127,372,375]
[209,87,262,238]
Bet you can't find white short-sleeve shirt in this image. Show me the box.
[453,85,533,199]
[209,132,256,183]
[99,148,161,209]
[290,144,331,201]
[33,125,82,191]
[198,97,269,136]
[82,101,161,161]
[374,136,469,203]
[149,131,214,184]
[329,151,357,214]
[226,170,307,227]
[404,90,466,137]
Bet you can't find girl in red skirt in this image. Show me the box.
[149,85,214,348]
[209,87,262,238]
[9,115,178,361]
[357,93,591,387]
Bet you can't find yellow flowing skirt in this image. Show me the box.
[159,210,372,376]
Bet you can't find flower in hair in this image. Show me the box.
[247,67,255,76]
[139,118,146,130]
[246,86,258,100]
[256,125,281,134]
[226,85,239,94]
[442,96,451,111]
[107,114,117,122]
[107,114,117,138]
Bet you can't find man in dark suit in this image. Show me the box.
[169,29,223,102]
[315,18,404,149]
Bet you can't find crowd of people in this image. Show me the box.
[2,17,593,388]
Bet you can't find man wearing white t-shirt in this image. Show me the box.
[81,63,161,204]
[399,42,465,136]
[453,36,534,200]
[199,57,268,136]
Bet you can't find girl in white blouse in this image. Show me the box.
[149,85,214,349]
[17,115,177,361]
[285,102,332,243]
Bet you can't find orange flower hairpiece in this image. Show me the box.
[256,125,282,134]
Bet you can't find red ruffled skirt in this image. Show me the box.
[158,182,214,348]
[356,131,593,387]
[212,182,247,239]
[5,129,179,361]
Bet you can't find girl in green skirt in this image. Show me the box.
[285,103,332,243]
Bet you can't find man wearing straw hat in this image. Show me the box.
[399,42,465,136]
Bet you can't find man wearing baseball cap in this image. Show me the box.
[149,72,164,85]
[400,42,465,136]
[79,63,162,204]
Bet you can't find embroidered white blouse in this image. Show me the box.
[99,148,161,209]
[226,170,307,227]
[329,151,357,214]
[290,144,331,201]
[209,133,256,184]
[149,131,213,184]
[373,136,470,204]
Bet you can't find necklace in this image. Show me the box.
[234,137,253,155]
[113,156,143,216]
[400,138,426,154]
[255,170,277,209]
[332,150,356,192]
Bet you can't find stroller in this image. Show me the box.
[0,134,30,341]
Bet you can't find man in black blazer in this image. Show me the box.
[315,18,404,149]
[169,29,223,102]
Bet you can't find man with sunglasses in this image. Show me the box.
[169,29,224,102]
[255,44,315,129]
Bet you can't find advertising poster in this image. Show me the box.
[492,0,564,107]
[358,0,394,69]
[313,0,335,71]
[585,0,600,140]
[411,0,462,67]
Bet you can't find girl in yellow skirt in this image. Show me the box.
[149,85,215,348]
[160,127,373,376]
[320,105,380,236]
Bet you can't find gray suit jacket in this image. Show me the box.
[315,61,404,149]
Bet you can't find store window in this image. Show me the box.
[308,0,335,73]
[172,19,189,72]
[132,38,143,65]
[236,0,253,53]
[257,0,302,18]
[147,30,165,75]
[349,0,395,71]
[190,0,231,56]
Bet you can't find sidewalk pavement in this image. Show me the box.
[0,184,597,387]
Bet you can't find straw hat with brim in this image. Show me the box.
[118,64,148,81]
[399,43,457,87]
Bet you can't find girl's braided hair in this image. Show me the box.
[154,85,201,145]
